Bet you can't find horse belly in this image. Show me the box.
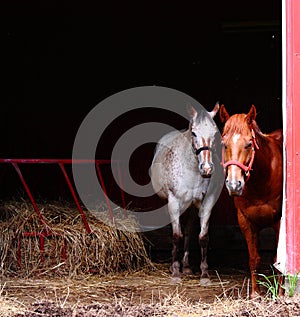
[150,140,202,205]
[151,160,184,199]
[152,167,201,209]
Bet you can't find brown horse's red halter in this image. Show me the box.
[221,129,260,181]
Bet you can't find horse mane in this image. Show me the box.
[222,114,268,144]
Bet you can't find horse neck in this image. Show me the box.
[180,131,198,162]
[181,130,193,148]
[249,134,273,182]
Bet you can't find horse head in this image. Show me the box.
[219,104,259,195]
[188,102,219,177]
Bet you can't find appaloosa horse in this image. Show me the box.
[150,103,221,281]
[219,104,283,297]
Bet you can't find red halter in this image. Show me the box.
[221,129,260,181]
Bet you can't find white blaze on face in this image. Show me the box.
[230,133,241,180]
[232,133,240,144]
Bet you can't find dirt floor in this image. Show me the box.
[1,264,300,317]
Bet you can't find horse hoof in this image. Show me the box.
[170,262,181,275]
[199,278,212,286]
[182,268,193,275]
[170,277,182,285]
[171,270,181,278]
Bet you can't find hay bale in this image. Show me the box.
[0,199,152,277]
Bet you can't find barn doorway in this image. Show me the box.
[134,1,283,272]
[4,1,283,274]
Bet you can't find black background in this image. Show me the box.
[2,0,282,216]
[3,0,282,159]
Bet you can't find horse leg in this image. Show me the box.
[168,196,183,278]
[182,209,194,275]
[237,210,260,298]
[198,207,211,279]
[196,180,220,279]
[199,227,209,278]
[182,232,192,275]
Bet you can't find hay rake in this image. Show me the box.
[0,158,126,268]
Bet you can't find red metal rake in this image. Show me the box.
[0,158,126,268]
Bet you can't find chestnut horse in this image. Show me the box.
[219,104,283,297]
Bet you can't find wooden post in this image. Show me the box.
[281,0,300,276]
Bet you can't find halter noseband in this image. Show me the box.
[221,128,259,181]
[195,146,211,156]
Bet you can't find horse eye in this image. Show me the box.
[192,132,197,137]
[245,142,252,149]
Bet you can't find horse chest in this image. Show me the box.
[236,197,281,227]
[175,173,208,203]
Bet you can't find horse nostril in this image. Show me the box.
[200,163,207,171]
[200,163,214,174]
[226,180,243,194]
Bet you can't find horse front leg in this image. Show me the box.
[197,176,222,280]
[237,210,260,298]
[198,216,210,279]
[197,198,214,280]
[182,233,194,275]
[182,209,195,275]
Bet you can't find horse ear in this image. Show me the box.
[186,105,198,122]
[246,105,257,124]
[219,104,230,123]
[208,102,220,118]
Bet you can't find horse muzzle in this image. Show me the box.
[199,162,214,177]
[225,179,244,196]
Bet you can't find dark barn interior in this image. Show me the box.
[3,1,282,272]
